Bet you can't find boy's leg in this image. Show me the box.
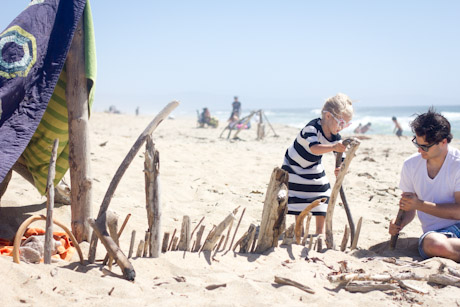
[315,215,325,234]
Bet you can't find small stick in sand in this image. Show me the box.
[301,213,312,246]
[227,208,246,252]
[199,225,216,253]
[137,240,145,257]
[350,217,363,250]
[193,225,206,252]
[295,198,326,244]
[161,232,170,253]
[190,216,205,240]
[340,224,350,252]
[143,231,151,257]
[128,230,136,259]
[168,228,177,251]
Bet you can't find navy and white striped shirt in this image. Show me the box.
[282,118,341,214]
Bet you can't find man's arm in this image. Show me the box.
[389,208,416,235]
[400,191,460,220]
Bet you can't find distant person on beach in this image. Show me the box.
[281,93,353,235]
[389,108,460,261]
[198,107,218,128]
[353,123,362,134]
[392,116,403,138]
[360,122,372,134]
[229,96,241,120]
[135,106,139,116]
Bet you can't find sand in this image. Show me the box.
[2,111,460,306]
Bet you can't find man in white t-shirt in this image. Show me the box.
[389,108,460,261]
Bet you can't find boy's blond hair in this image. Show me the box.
[321,93,354,118]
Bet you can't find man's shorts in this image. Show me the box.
[418,222,460,259]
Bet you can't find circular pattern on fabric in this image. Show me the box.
[0,25,37,79]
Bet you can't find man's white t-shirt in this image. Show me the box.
[399,146,460,233]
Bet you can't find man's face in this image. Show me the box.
[413,135,439,160]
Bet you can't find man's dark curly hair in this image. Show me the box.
[410,107,452,144]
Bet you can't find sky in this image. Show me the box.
[1,0,459,115]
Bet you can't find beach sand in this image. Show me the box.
[2,112,460,306]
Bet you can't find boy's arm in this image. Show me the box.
[310,142,345,155]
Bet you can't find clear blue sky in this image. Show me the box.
[1,1,459,114]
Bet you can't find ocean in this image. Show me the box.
[213,105,460,139]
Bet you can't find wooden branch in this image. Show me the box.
[143,231,150,257]
[389,209,405,250]
[428,273,460,287]
[228,208,246,252]
[190,216,205,241]
[328,272,425,283]
[325,139,360,249]
[345,282,399,293]
[316,234,323,252]
[168,228,177,251]
[177,216,191,251]
[88,100,179,263]
[13,215,84,264]
[239,224,257,253]
[136,240,144,257]
[145,136,161,257]
[350,217,363,250]
[67,18,92,243]
[202,213,235,251]
[128,230,136,259]
[193,225,206,252]
[282,223,295,245]
[161,232,170,253]
[44,139,59,264]
[340,224,349,252]
[301,213,312,246]
[104,211,119,266]
[255,167,289,253]
[274,276,315,294]
[295,198,326,244]
[88,218,135,281]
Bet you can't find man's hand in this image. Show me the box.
[388,218,402,236]
[399,192,422,211]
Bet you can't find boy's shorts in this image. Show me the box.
[418,222,460,259]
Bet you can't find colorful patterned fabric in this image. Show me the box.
[0,0,96,194]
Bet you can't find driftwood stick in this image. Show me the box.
[104,211,119,266]
[88,101,179,263]
[256,167,289,253]
[345,282,399,293]
[325,138,360,249]
[128,230,136,259]
[143,231,150,257]
[282,223,295,245]
[316,234,323,252]
[389,209,405,250]
[190,216,205,241]
[145,136,161,258]
[136,240,144,257]
[161,232,170,253]
[88,218,135,281]
[350,216,363,250]
[301,213,312,246]
[228,208,246,252]
[239,224,257,253]
[250,228,259,253]
[274,276,315,294]
[222,219,234,251]
[233,231,248,252]
[295,198,326,244]
[328,272,425,283]
[13,215,84,264]
[428,273,460,287]
[340,224,350,252]
[171,236,179,251]
[178,216,191,251]
[202,213,235,251]
[308,233,314,250]
[44,139,59,264]
[193,225,206,252]
[213,235,226,257]
[168,228,177,251]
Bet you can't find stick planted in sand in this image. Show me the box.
[256,167,289,253]
[227,208,246,253]
[88,218,135,281]
[177,215,191,251]
[389,209,405,250]
[128,230,136,259]
[301,213,312,246]
[239,224,257,253]
[193,225,206,252]
[340,224,349,252]
[44,139,59,264]
[202,213,235,252]
[88,100,179,263]
[161,232,170,253]
[168,228,177,251]
[294,198,326,245]
[350,216,363,250]
[325,138,360,249]
[144,136,161,258]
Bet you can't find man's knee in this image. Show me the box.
[423,233,452,257]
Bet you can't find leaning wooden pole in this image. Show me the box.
[44,139,59,264]
[66,17,92,242]
[255,167,289,254]
[325,139,360,249]
[88,101,179,263]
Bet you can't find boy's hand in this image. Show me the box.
[333,142,346,153]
